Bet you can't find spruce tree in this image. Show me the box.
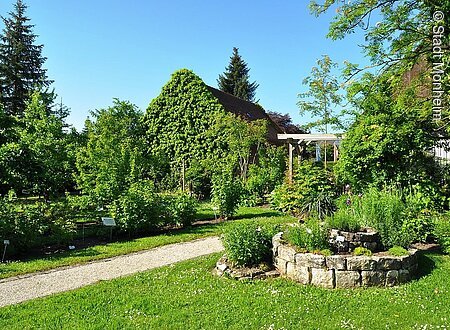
[217,47,258,102]
[0,0,53,117]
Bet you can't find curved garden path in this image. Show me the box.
[0,236,223,308]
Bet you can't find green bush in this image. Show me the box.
[0,198,76,256]
[211,173,243,219]
[111,181,162,234]
[388,246,409,257]
[434,214,450,254]
[353,247,372,256]
[270,161,336,219]
[327,188,436,249]
[111,182,198,234]
[326,208,361,232]
[243,146,286,205]
[160,192,198,227]
[221,222,275,267]
[284,218,329,252]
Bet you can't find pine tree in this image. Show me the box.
[217,47,258,102]
[0,0,53,117]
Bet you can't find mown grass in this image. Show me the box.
[0,251,449,329]
[0,206,293,279]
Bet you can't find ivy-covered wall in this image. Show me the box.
[143,69,231,164]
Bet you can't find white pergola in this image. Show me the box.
[277,134,345,183]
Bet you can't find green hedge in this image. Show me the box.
[0,198,76,256]
[111,181,197,234]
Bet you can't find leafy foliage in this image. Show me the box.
[159,192,198,227]
[297,55,342,133]
[270,161,336,219]
[284,218,329,252]
[335,74,442,203]
[244,146,286,205]
[326,207,361,232]
[111,181,197,234]
[0,197,76,255]
[434,213,450,254]
[310,0,449,133]
[329,188,436,249]
[388,246,409,257]
[0,91,75,197]
[144,69,229,165]
[0,0,53,116]
[267,111,304,134]
[217,47,258,102]
[76,99,151,206]
[353,247,372,256]
[211,171,243,219]
[221,222,275,267]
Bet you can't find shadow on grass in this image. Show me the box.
[416,251,439,278]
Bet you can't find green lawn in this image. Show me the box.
[0,206,293,279]
[0,251,449,329]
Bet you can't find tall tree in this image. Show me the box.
[310,0,449,131]
[297,55,342,134]
[267,110,304,134]
[217,47,259,102]
[0,0,53,117]
[76,100,151,206]
[0,91,74,198]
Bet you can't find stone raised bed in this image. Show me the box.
[273,232,418,288]
[329,228,381,253]
[213,255,280,280]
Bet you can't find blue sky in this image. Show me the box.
[1,0,369,130]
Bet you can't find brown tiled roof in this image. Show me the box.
[206,86,283,144]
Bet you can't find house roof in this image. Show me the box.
[206,86,284,144]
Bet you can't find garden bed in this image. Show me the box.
[213,255,280,280]
[273,232,418,288]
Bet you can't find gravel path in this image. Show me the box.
[0,236,223,308]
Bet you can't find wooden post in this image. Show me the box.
[297,144,302,166]
[288,139,293,184]
[181,159,185,192]
[333,142,337,162]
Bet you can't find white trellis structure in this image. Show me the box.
[277,134,345,183]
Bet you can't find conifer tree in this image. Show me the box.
[217,47,258,102]
[0,0,53,117]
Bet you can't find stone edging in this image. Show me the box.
[273,232,418,288]
[213,255,280,280]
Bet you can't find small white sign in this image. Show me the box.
[336,235,345,242]
[102,217,116,227]
[3,240,10,245]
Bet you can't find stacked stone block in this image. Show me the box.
[273,232,418,288]
[329,228,381,253]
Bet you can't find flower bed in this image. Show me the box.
[273,232,418,288]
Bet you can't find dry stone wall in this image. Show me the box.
[273,232,418,288]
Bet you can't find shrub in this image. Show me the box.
[434,214,450,254]
[336,189,408,248]
[211,172,243,219]
[111,180,162,234]
[111,182,199,234]
[0,198,76,256]
[388,246,409,257]
[353,247,372,256]
[270,161,336,219]
[243,146,286,205]
[160,192,198,227]
[326,209,361,232]
[284,218,329,252]
[221,222,275,267]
